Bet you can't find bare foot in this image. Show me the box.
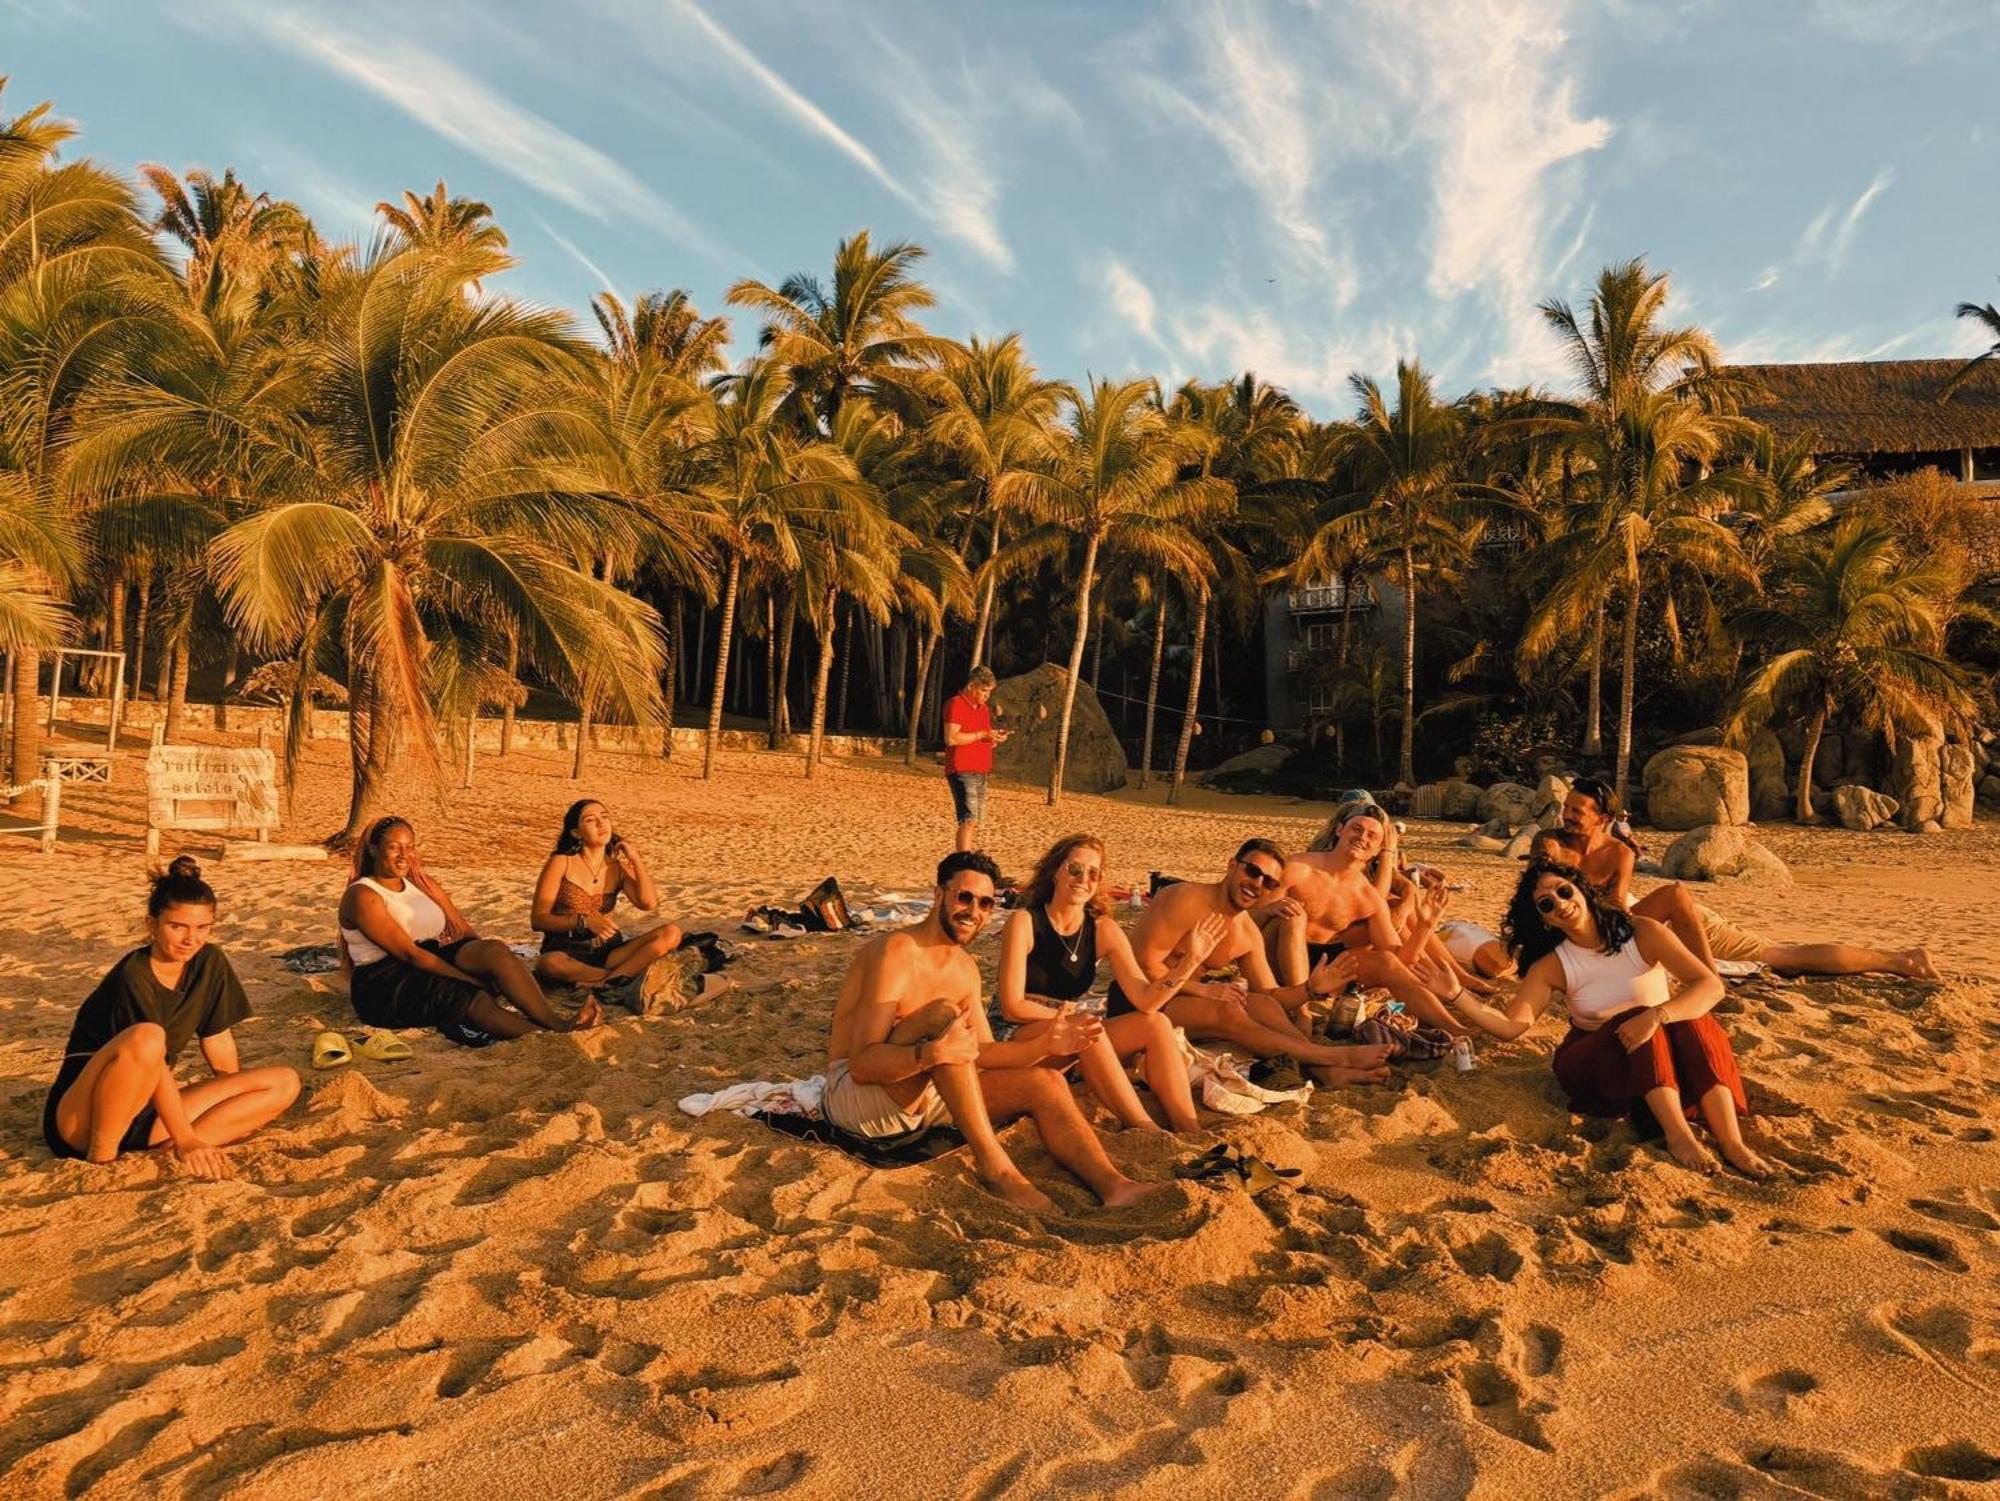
[983,1173,1057,1214]
[1894,948,1940,981]
[1308,1064,1393,1087]
[1718,1140,1773,1179]
[1099,1178,1174,1209]
[1316,1042,1393,1069]
[1664,1134,1718,1174]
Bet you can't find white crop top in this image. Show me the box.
[1554,936,1670,1030]
[341,875,447,965]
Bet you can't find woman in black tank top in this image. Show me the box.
[989,835,1204,1132]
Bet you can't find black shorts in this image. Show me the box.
[44,1051,158,1160]
[1307,940,1347,969]
[539,930,626,968]
[350,939,484,1040]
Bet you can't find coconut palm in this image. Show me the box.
[1727,516,1987,821]
[726,231,951,429]
[1522,390,1757,801]
[206,241,664,838]
[1297,362,1490,787]
[1008,376,1226,804]
[1944,284,2000,397]
[139,164,306,319]
[0,83,168,802]
[375,180,511,289]
[924,334,1066,667]
[689,356,871,779]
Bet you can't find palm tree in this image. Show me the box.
[1010,377,1225,804]
[1727,516,1987,821]
[375,180,511,288]
[206,241,664,839]
[726,231,951,429]
[1297,362,1488,787]
[1944,283,2000,396]
[923,334,1065,668]
[689,356,869,779]
[1522,390,1757,801]
[138,164,305,318]
[0,83,167,804]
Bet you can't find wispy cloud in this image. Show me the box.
[222,3,715,257]
[1791,167,1893,278]
[1830,168,1893,273]
[1749,265,1781,292]
[536,215,617,293]
[1104,259,1163,349]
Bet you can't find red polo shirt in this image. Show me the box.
[943,693,993,775]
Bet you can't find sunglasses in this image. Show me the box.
[1535,883,1577,916]
[1063,861,1101,883]
[1237,861,1282,890]
[950,889,998,912]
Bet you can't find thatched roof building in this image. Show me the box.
[1727,359,2000,470]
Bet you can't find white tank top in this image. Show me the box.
[1554,935,1669,1030]
[341,875,447,965]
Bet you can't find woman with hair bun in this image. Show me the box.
[43,856,301,1178]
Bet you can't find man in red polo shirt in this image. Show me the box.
[943,667,1009,852]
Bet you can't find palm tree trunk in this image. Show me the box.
[101,573,126,696]
[969,515,1002,670]
[1049,533,1102,805]
[342,670,403,844]
[1614,575,1641,806]
[1796,700,1828,824]
[1583,600,1605,756]
[1089,602,1105,690]
[775,587,798,740]
[129,572,150,700]
[660,587,678,757]
[1167,587,1209,806]
[153,622,173,706]
[1138,605,1166,788]
[806,586,839,777]
[216,640,238,731]
[764,593,780,748]
[499,628,518,757]
[703,552,742,780]
[571,695,590,781]
[7,649,38,811]
[692,601,707,706]
[888,621,908,725]
[904,627,940,768]
[164,629,190,743]
[1399,546,1418,786]
[835,601,854,733]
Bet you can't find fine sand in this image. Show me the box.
[0,734,1996,1499]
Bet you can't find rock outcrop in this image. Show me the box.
[1660,824,1792,887]
[1642,746,1750,830]
[990,665,1128,794]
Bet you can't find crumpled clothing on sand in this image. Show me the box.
[679,1076,826,1119]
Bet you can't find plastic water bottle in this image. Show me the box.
[1453,1036,1476,1073]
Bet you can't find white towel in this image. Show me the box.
[678,1075,826,1119]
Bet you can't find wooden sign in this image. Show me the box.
[146,746,278,853]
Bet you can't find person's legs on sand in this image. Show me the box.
[147,1067,302,1148]
[53,1023,169,1161]
[1105,1011,1200,1132]
[922,1060,1055,1212]
[974,1065,1167,1208]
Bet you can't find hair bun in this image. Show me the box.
[166,854,202,881]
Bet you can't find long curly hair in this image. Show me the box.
[1020,833,1112,918]
[1501,859,1633,970]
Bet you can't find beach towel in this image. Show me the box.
[678,1076,826,1118]
[750,1111,967,1168]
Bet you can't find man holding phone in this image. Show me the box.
[942,666,1009,853]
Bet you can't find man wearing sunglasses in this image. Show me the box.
[1256,804,1469,1035]
[1106,839,1394,1086]
[825,850,1165,1213]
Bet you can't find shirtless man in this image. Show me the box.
[1109,839,1393,1086]
[1259,804,1469,1035]
[825,850,1164,1213]
[1548,784,1937,981]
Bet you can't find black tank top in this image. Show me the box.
[1025,904,1097,1001]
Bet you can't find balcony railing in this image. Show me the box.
[1287,581,1375,614]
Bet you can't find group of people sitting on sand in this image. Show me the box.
[43,778,1937,1197]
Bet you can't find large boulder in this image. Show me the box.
[1533,773,1572,830]
[1661,824,1792,888]
[1890,731,1944,830]
[1413,778,1484,820]
[1478,781,1539,828]
[1810,729,1845,790]
[1745,729,1791,822]
[1940,745,1977,829]
[1642,746,1750,830]
[1978,774,2000,809]
[1201,741,1292,785]
[1832,785,1899,831]
[990,665,1128,794]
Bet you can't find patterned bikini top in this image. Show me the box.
[551,867,618,918]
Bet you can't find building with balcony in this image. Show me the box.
[1262,577,1390,730]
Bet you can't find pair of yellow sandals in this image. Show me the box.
[311,1029,414,1069]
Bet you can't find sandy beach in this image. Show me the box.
[1,736,1996,1499]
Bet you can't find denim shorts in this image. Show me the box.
[947,772,988,824]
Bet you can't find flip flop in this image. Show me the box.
[349,1029,413,1063]
[311,1030,352,1070]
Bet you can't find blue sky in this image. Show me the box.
[7,0,1997,414]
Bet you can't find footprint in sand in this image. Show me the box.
[1729,1366,1819,1415]
[1907,1193,2000,1232]
[1902,1439,2000,1484]
[730,1451,813,1496]
[1451,1358,1552,1452]
[1879,1226,1971,1274]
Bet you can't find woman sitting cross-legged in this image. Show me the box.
[990,833,1224,1134]
[1449,860,1772,1179]
[531,799,683,994]
[340,816,600,1044]
[45,856,301,1179]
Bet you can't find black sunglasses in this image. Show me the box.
[1535,883,1577,916]
[951,889,998,912]
[1237,860,1282,890]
